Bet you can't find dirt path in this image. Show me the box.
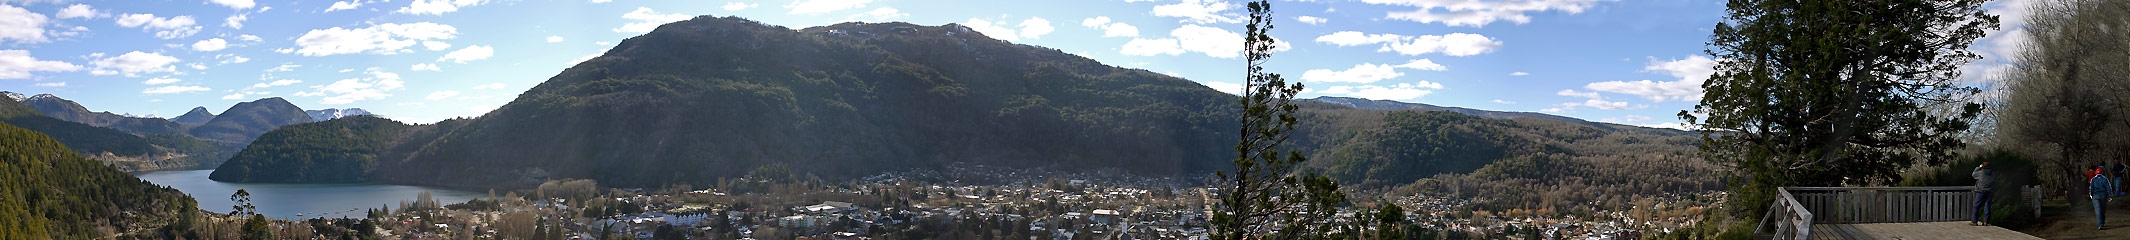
[2021,199,2130,239]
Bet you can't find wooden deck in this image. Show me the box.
[1806,222,2040,240]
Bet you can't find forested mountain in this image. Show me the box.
[210,115,410,182]
[0,96,225,171]
[0,121,200,239]
[215,17,1715,199]
[18,94,187,135]
[187,97,313,146]
[171,107,215,125]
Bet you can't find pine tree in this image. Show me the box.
[1211,1,1346,239]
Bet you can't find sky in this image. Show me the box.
[0,0,2031,128]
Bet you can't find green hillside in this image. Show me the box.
[0,121,200,238]
[214,17,1716,200]
[210,115,410,182]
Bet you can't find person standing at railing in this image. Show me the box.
[2092,164,2116,230]
[1972,161,1995,226]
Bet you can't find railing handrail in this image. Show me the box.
[1759,186,1989,240]
[1757,187,1815,240]
[1783,186,1979,191]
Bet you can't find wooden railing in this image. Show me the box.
[1756,186,1984,240]
[1754,187,1814,240]
[1786,186,1979,224]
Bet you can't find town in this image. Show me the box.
[277,164,1722,240]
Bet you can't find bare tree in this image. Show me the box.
[1997,0,2130,193]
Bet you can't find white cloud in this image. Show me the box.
[1295,15,1326,25]
[1510,71,1529,76]
[252,79,300,88]
[1201,81,1244,95]
[1172,24,1245,58]
[785,0,869,14]
[1360,0,1601,27]
[1151,0,1242,24]
[326,1,363,12]
[1546,89,1639,112]
[471,82,505,90]
[1391,59,1446,71]
[964,17,1056,42]
[844,7,906,22]
[188,63,207,70]
[34,82,64,87]
[545,35,563,43]
[221,93,246,100]
[0,5,51,44]
[1556,89,1601,99]
[1315,82,1443,101]
[1578,98,1632,110]
[1585,55,1715,102]
[614,7,692,33]
[1120,38,1183,56]
[723,2,759,11]
[1017,17,1054,39]
[1384,33,1499,56]
[292,22,459,56]
[1314,31,1501,56]
[438,45,493,63]
[1301,59,1444,83]
[0,50,82,79]
[90,51,180,76]
[411,63,441,71]
[237,34,262,42]
[422,41,451,51]
[310,68,404,104]
[1117,24,1265,58]
[209,0,255,9]
[425,90,460,100]
[1081,16,1139,37]
[1491,99,1515,104]
[114,13,201,39]
[590,0,611,3]
[191,38,229,51]
[399,0,488,15]
[220,54,250,64]
[224,13,248,29]
[265,64,300,72]
[57,4,102,19]
[144,77,180,85]
[142,85,210,94]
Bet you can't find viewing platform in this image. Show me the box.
[1757,187,2042,240]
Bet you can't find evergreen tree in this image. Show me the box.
[1212,1,1345,239]
[1685,0,1997,218]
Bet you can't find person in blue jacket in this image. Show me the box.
[2094,164,2117,230]
[1972,161,1994,226]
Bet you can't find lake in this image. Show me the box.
[132,169,487,220]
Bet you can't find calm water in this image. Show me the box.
[132,169,486,220]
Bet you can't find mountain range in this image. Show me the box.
[0,92,373,171]
[210,17,1707,192]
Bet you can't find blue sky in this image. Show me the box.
[0,0,2028,128]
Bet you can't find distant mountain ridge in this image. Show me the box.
[1308,96,1592,124]
[215,17,1705,191]
[0,92,335,171]
[171,107,214,124]
[18,94,187,135]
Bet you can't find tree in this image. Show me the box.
[1997,0,2130,195]
[1684,0,1997,217]
[1211,1,1346,239]
[230,189,257,217]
